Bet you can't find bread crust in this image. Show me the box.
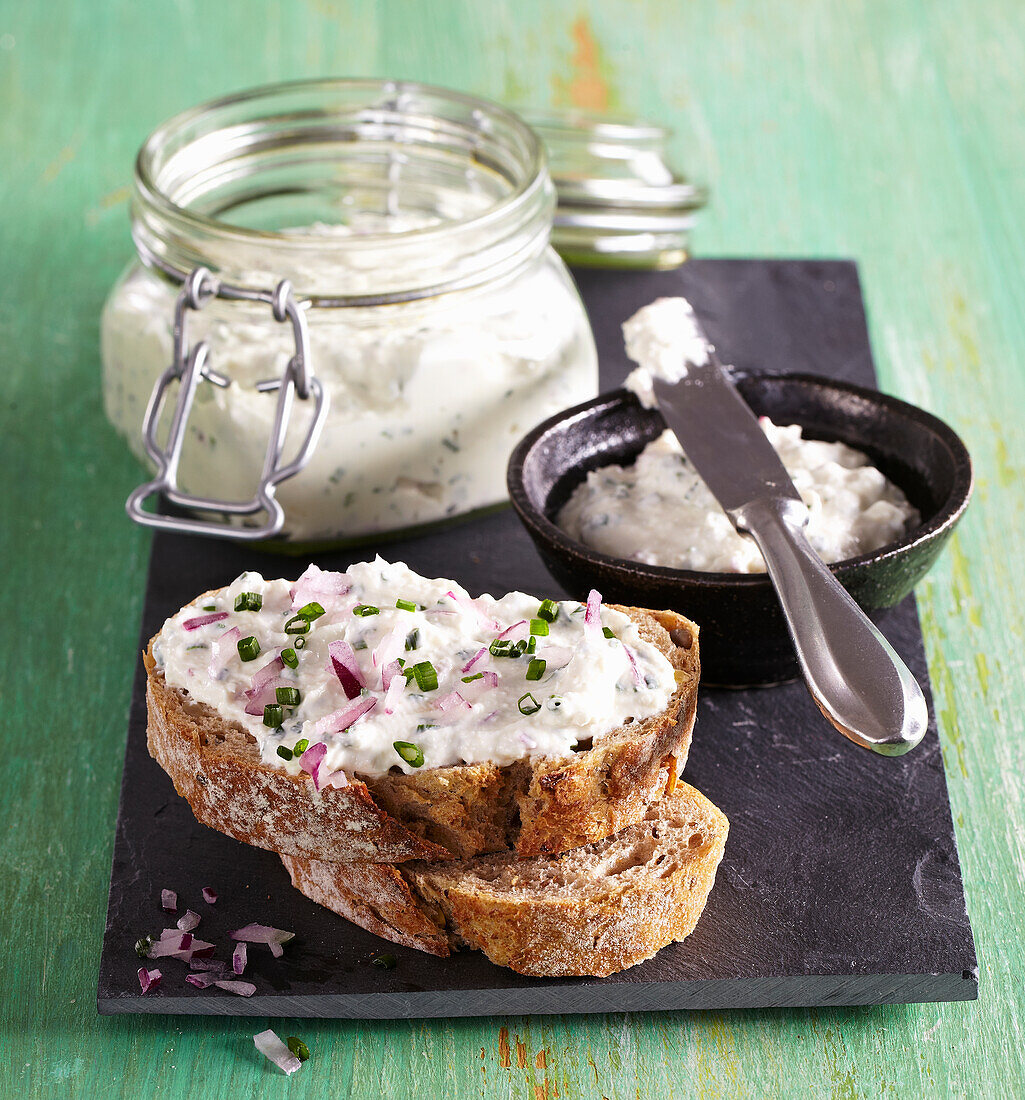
[281,782,728,977]
[145,604,699,864]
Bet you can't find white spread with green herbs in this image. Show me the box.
[622,297,709,408]
[152,559,676,781]
[558,425,919,573]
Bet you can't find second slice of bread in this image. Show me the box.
[281,781,728,977]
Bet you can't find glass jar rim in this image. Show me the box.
[132,77,555,303]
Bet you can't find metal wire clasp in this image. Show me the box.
[126,268,329,540]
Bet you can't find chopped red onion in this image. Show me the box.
[215,979,257,997]
[623,644,644,687]
[160,889,177,912]
[209,626,241,677]
[494,619,528,642]
[307,697,377,751]
[182,611,228,631]
[327,640,365,699]
[201,887,217,905]
[298,741,327,789]
[147,929,215,961]
[383,668,405,714]
[541,645,575,670]
[291,564,351,611]
[243,656,287,715]
[518,732,537,749]
[254,1029,302,1075]
[372,627,406,684]
[233,942,248,975]
[436,690,472,713]
[247,656,284,696]
[138,967,161,994]
[584,589,603,639]
[444,589,500,630]
[461,646,487,674]
[177,910,201,933]
[323,768,349,789]
[230,924,296,958]
[482,710,499,723]
[381,658,402,691]
[185,972,217,989]
[189,958,225,973]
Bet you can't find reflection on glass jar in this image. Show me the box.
[101,79,597,547]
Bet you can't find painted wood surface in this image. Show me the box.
[0,0,1021,1096]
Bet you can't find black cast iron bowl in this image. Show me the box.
[507,373,973,686]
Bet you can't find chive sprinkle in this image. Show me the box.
[405,628,420,651]
[276,687,301,707]
[393,741,425,767]
[537,599,559,623]
[296,601,326,622]
[293,738,309,754]
[281,647,298,668]
[529,618,549,636]
[518,692,541,715]
[284,615,310,635]
[395,598,417,612]
[489,639,520,658]
[602,626,616,639]
[526,658,546,681]
[526,636,537,654]
[410,661,438,692]
[202,604,217,612]
[237,636,260,661]
[461,672,484,683]
[286,1037,310,1062]
[234,591,263,612]
[353,604,380,617]
[276,744,293,760]
[293,635,306,650]
[263,704,284,728]
[372,953,397,969]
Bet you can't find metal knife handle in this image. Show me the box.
[735,497,928,756]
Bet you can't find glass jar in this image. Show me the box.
[102,79,597,548]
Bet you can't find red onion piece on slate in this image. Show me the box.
[254,1029,302,1076]
[138,968,161,994]
[201,887,217,905]
[177,910,201,933]
[185,972,217,989]
[328,640,365,699]
[215,980,257,997]
[233,942,247,975]
[189,958,225,973]
[160,889,177,912]
[182,612,228,631]
[230,924,296,957]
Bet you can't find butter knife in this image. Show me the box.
[651,351,928,757]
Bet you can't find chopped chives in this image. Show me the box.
[526,636,537,654]
[489,639,519,658]
[518,692,541,715]
[514,639,528,656]
[395,598,417,612]
[202,604,217,612]
[286,1037,310,1062]
[276,687,301,707]
[461,672,484,683]
[293,635,306,650]
[372,953,397,969]
[393,741,425,767]
[263,704,284,728]
[276,744,293,760]
[537,599,559,622]
[405,628,420,651]
[234,591,263,612]
[353,604,379,617]
[296,601,326,622]
[526,658,546,681]
[284,615,310,635]
[602,626,616,639]
[529,618,549,636]
[409,661,438,692]
[281,647,299,668]
[237,636,260,661]
[293,738,309,754]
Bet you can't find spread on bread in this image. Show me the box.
[152,558,678,781]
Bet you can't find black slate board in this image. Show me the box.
[98,260,978,1017]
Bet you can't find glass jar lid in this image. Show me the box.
[519,108,707,269]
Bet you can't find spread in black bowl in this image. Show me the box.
[507,373,973,686]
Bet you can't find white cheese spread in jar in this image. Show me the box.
[152,559,677,781]
[558,424,920,573]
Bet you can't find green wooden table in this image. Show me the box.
[2,1,1022,1095]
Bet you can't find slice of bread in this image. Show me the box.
[145,605,700,864]
[281,782,728,977]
